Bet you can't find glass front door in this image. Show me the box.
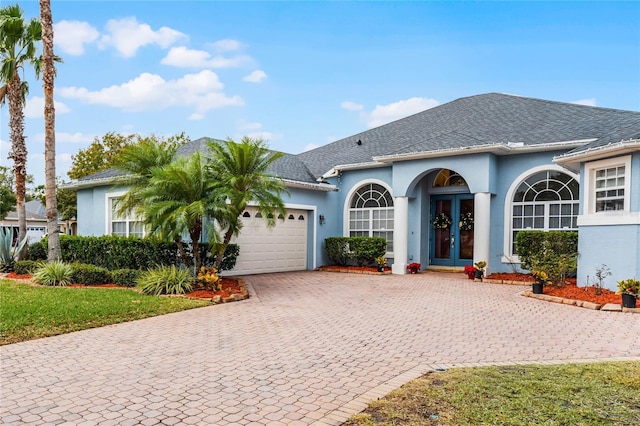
[430,194,474,267]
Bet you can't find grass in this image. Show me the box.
[344,362,640,426]
[0,279,210,345]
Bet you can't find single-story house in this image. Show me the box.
[1,200,76,241]
[70,93,640,290]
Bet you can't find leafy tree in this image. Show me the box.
[0,4,42,259]
[206,137,289,270]
[68,132,190,180]
[0,166,16,219]
[137,153,219,276]
[39,0,61,260]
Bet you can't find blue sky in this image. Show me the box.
[2,1,639,185]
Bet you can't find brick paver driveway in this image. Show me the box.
[2,271,640,425]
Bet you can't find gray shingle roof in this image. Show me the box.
[74,93,640,185]
[297,93,640,176]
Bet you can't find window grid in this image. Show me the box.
[510,171,579,255]
[595,166,625,211]
[348,184,394,252]
[110,198,144,238]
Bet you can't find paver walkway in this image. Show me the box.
[2,271,640,425]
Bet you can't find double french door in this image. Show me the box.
[430,194,474,267]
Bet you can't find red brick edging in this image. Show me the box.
[523,290,639,314]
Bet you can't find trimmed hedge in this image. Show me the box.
[324,236,387,266]
[111,269,142,287]
[348,236,387,266]
[515,231,578,270]
[28,236,239,272]
[70,263,111,285]
[14,260,39,275]
[325,237,350,266]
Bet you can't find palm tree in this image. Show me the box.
[137,152,219,274]
[207,137,289,270]
[0,4,41,258]
[39,0,61,261]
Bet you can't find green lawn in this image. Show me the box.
[344,362,640,426]
[0,279,210,345]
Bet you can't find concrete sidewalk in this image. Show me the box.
[2,271,639,425]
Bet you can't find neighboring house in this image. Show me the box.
[69,93,640,290]
[0,200,77,241]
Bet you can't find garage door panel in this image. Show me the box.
[225,207,308,276]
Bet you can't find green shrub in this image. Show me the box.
[14,260,39,275]
[138,265,193,295]
[325,237,350,266]
[516,231,578,287]
[70,263,112,285]
[111,269,142,287]
[349,236,387,266]
[198,243,240,271]
[32,261,73,286]
[26,241,47,261]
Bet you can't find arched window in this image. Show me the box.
[433,169,468,187]
[509,170,579,255]
[348,183,394,252]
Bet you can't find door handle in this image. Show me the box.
[451,235,455,248]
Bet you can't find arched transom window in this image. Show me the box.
[348,183,394,252]
[510,170,579,254]
[433,169,468,187]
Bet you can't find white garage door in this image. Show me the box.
[225,207,308,275]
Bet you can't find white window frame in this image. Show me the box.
[343,179,394,255]
[579,155,640,226]
[105,191,145,238]
[502,165,579,263]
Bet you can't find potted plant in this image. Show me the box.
[375,256,387,273]
[463,265,476,280]
[530,270,549,294]
[616,278,639,308]
[474,261,487,281]
[406,262,421,274]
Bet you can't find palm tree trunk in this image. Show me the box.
[7,74,27,260]
[40,0,61,261]
[189,219,202,273]
[213,227,234,270]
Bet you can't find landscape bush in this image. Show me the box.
[32,261,73,286]
[324,236,387,266]
[516,230,578,286]
[325,237,350,266]
[70,263,111,285]
[111,269,142,287]
[138,265,193,295]
[26,242,47,261]
[14,260,39,275]
[348,236,387,266]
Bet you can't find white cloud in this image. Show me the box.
[24,96,70,118]
[235,121,281,141]
[210,39,244,52]
[33,132,94,144]
[54,20,99,55]
[366,97,439,128]
[59,70,244,117]
[245,131,282,141]
[341,101,364,111]
[99,17,186,57]
[243,70,267,83]
[161,46,250,68]
[572,98,597,107]
[303,143,320,152]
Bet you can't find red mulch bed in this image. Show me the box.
[487,272,620,305]
[4,273,244,300]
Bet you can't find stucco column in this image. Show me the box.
[473,192,491,272]
[392,196,409,275]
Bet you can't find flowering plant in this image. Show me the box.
[432,213,452,230]
[531,270,550,285]
[407,262,421,273]
[474,261,486,271]
[459,212,474,231]
[375,256,388,267]
[197,266,220,291]
[464,265,476,279]
[616,278,640,296]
